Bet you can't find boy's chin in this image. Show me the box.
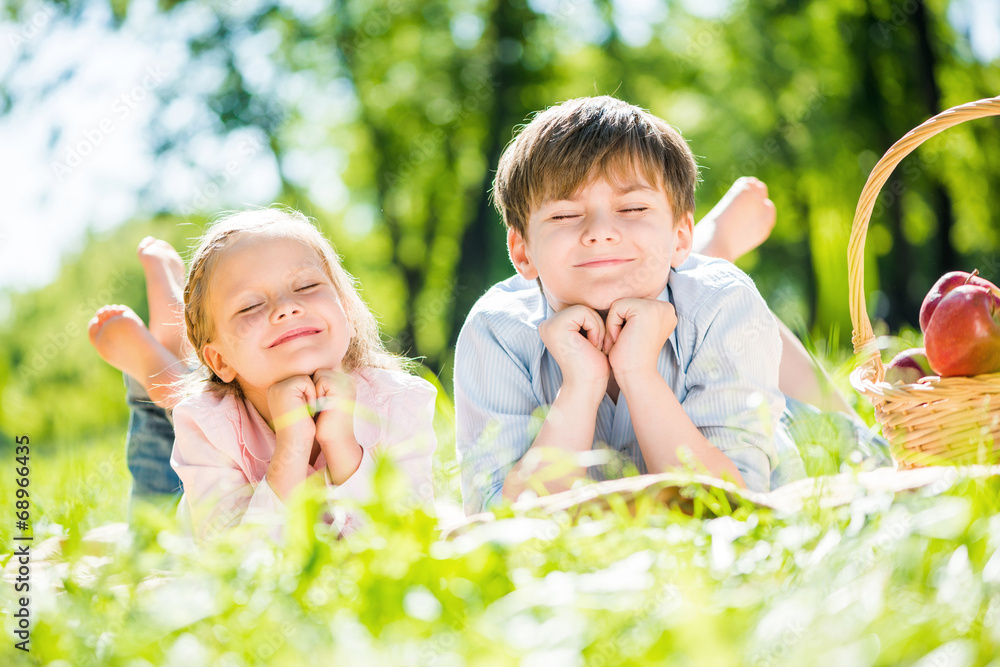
[548,297,614,316]
[562,293,627,313]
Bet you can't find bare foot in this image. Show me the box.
[137,237,189,360]
[88,305,185,409]
[694,177,777,262]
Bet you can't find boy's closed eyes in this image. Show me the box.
[455,96,815,515]
[538,185,659,221]
[509,176,694,314]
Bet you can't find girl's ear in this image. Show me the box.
[507,228,539,280]
[202,343,237,382]
[670,211,695,268]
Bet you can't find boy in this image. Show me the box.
[455,96,807,514]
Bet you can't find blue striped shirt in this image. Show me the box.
[454,253,806,514]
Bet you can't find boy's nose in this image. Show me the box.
[582,212,620,244]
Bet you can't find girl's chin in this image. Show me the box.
[275,362,346,381]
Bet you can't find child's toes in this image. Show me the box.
[101,304,129,322]
[87,313,104,344]
[136,236,159,254]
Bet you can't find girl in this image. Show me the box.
[170,207,437,539]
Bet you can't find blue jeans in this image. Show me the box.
[783,396,893,476]
[124,374,181,499]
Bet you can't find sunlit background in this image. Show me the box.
[3,4,1000,664]
[1,0,999,445]
[1,0,998,291]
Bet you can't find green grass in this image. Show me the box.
[0,432,131,548]
[4,476,1000,664]
[5,346,1000,666]
[5,432,1000,665]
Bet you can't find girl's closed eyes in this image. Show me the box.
[171,207,437,541]
[231,275,328,318]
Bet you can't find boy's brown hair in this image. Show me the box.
[492,96,699,237]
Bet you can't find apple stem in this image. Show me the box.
[967,269,980,284]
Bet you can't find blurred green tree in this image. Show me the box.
[2,0,998,445]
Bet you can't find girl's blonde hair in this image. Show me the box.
[183,207,408,398]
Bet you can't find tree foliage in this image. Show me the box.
[2,0,999,444]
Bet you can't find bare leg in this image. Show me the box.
[88,305,185,409]
[136,237,190,361]
[776,320,855,416]
[695,178,856,417]
[693,177,776,262]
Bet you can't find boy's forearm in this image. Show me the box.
[501,382,602,503]
[617,369,747,488]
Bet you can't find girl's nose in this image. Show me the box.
[271,296,303,322]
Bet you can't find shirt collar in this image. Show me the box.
[237,395,277,463]
[660,277,682,361]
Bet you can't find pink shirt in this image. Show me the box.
[170,367,437,540]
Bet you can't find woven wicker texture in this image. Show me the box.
[848,96,1000,468]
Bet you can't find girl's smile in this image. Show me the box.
[269,327,323,348]
[200,233,356,420]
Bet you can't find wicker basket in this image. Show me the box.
[849,95,1000,468]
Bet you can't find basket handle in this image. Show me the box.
[849,96,1000,384]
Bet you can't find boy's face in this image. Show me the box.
[508,174,694,313]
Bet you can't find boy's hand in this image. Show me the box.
[604,298,677,377]
[267,375,318,442]
[312,369,357,449]
[539,305,610,394]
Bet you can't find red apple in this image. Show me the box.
[924,284,1000,376]
[884,348,934,384]
[920,270,1000,332]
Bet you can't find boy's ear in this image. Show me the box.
[203,343,237,382]
[670,211,695,268]
[507,227,539,280]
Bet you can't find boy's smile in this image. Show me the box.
[508,175,694,313]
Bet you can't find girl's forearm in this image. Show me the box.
[266,430,314,501]
[618,369,746,488]
[321,436,364,485]
[315,407,364,484]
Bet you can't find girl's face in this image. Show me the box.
[201,233,355,399]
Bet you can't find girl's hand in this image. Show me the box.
[312,369,364,484]
[312,369,357,446]
[265,374,319,500]
[267,375,317,443]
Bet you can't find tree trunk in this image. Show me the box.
[447,2,539,352]
[912,0,957,274]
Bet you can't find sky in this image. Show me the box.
[0,0,998,299]
[0,0,283,296]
